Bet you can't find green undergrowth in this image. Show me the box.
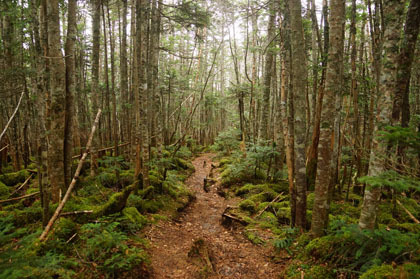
[212,129,420,279]
[0,144,198,278]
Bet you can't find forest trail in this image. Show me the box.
[146,153,284,279]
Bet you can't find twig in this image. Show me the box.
[397,200,419,224]
[39,109,102,241]
[0,91,25,142]
[9,173,33,197]
[66,233,78,244]
[0,144,9,152]
[0,191,39,204]
[254,192,284,218]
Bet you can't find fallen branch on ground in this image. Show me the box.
[254,192,284,219]
[39,109,102,241]
[0,191,39,204]
[71,142,130,159]
[9,173,34,197]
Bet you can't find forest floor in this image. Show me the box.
[145,153,285,279]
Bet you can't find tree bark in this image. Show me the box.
[359,0,405,230]
[46,0,66,203]
[288,0,308,230]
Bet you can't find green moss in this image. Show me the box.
[249,191,277,204]
[219,158,232,168]
[360,264,397,279]
[119,170,134,187]
[139,186,155,199]
[0,170,29,186]
[94,183,135,217]
[122,207,147,227]
[175,158,194,171]
[307,192,315,210]
[239,199,256,213]
[306,265,334,279]
[235,184,264,196]
[244,230,264,245]
[258,212,278,228]
[0,181,10,199]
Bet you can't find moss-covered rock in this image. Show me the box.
[139,186,155,200]
[122,207,147,227]
[0,170,30,186]
[239,199,256,214]
[0,181,10,199]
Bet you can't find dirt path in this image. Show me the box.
[146,153,284,279]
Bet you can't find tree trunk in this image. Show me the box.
[64,0,77,189]
[90,0,101,177]
[359,0,405,230]
[46,0,66,203]
[311,0,345,237]
[288,0,308,230]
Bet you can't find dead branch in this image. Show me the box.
[9,173,34,197]
[0,191,39,204]
[254,192,284,219]
[39,109,102,241]
[71,142,130,159]
[0,144,9,152]
[397,200,419,224]
[0,91,25,142]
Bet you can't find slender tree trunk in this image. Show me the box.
[260,0,276,141]
[90,0,101,177]
[311,0,345,237]
[288,0,308,230]
[46,0,66,202]
[359,0,405,230]
[64,0,77,189]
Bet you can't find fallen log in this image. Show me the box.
[39,109,102,241]
[71,142,130,159]
[0,191,39,204]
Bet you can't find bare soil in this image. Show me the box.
[146,153,285,279]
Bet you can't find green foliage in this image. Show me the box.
[97,171,118,188]
[304,224,419,274]
[212,129,241,155]
[0,181,9,199]
[79,221,147,275]
[358,170,420,192]
[273,227,297,255]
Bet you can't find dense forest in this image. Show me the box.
[0,0,419,278]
